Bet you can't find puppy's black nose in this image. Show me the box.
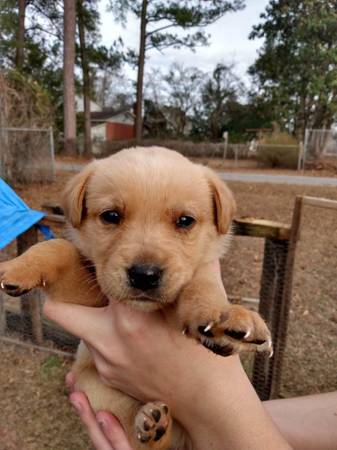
[127,264,162,291]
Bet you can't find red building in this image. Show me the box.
[91,107,135,141]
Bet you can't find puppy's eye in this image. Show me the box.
[100,210,122,225]
[176,215,196,229]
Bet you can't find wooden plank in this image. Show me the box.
[0,291,5,335]
[302,196,337,211]
[17,227,44,344]
[0,336,74,359]
[40,214,66,225]
[39,207,292,241]
[41,202,64,215]
[233,218,291,241]
[228,295,259,306]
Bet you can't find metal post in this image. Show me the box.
[223,131,228,159]
[234,146,238,168]
[303,129,309,173]
[49,126,55,180]
[297,141,304,171]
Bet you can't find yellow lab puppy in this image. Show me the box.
[0,147,271,449]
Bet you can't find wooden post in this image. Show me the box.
[17,226,44,344]
[0,290,5,335]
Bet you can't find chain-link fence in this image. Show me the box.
[0,127,55,184]
[303,128,337,168]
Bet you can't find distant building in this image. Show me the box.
[75,95,102,113]
[91,107,135,141]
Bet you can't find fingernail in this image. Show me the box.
[97,417,107,429]
[70,399,82,412]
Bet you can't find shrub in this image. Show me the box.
[94,138,250,160]
[256,131,299,169]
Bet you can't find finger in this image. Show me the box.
[70,391,114,450]
[43,299,108,343]
[65,372,76,393]
[96,412,133,450]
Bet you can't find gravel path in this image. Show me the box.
[56,162,337,186]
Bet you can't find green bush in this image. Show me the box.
[256,131,299,169]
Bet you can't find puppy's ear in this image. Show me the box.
[62,163,94,228]
[203,167,236,234]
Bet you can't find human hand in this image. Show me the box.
[43,260,289,450]
[44,287,209,407]
[66,373,133,450]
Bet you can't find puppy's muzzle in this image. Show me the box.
[127,264,163,292]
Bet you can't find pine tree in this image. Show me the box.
[111,0,245,140]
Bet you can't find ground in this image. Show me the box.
[1,161,337,450]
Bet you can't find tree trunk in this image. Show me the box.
[135,0,148,142]
[77,0,92,156]
[16,0,26,69]
[63,0,77,155]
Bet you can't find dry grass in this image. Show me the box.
[1,167,337,449]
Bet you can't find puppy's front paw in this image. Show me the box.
[0,261,44,297]
[135,401,171,448]
[192,305,272,356]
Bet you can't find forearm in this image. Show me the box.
[264,392,337,450]
[168,353,291,450]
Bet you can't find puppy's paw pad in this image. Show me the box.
[135,401,171,444]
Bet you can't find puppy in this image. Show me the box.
[0,147,271,449]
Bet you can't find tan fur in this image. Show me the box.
[0,147,271,450]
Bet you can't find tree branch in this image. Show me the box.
[146,23,175,37]
[26,25,59,38]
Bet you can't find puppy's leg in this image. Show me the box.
[172,265,272,356]
[0,239,103,306]
[74,343,177,450]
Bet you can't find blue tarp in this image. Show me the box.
[0,178,47,250]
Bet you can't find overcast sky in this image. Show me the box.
[99,0,270,84]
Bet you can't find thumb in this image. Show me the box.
[43,298,107,344]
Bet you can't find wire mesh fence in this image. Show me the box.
[303,128,337,166]
[0,127,55,184]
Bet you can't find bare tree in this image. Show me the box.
[63,0,77,154]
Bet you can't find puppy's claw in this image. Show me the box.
[244,329,252,340]
[267,339,273,358]
[42,279,46,287]
[0,281,4,290]
[204,322,214,333]
[182,328,187,335]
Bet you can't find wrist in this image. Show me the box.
[164,342,241,426]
